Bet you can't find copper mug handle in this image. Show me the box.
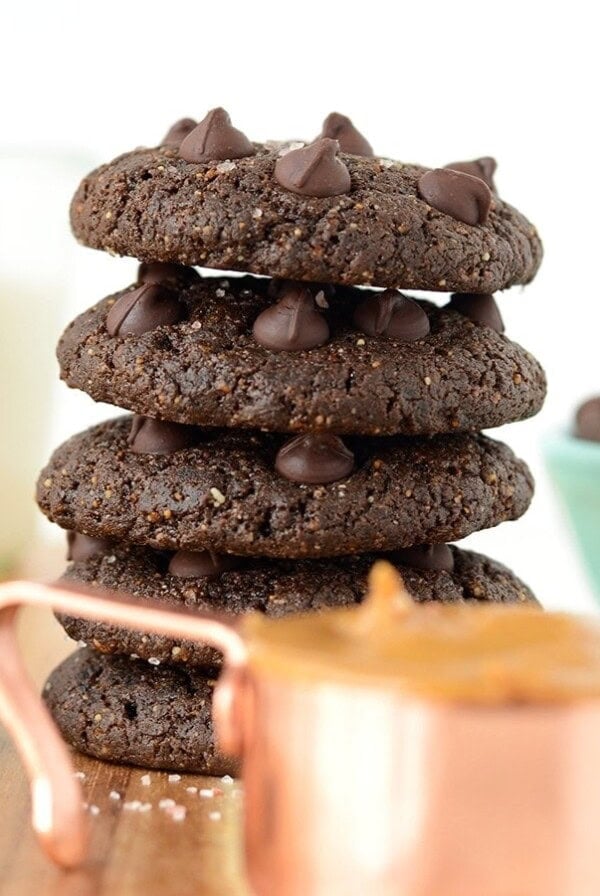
[0,579,248,868]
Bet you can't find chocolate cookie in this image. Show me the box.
[37,417,534,558]
[70,144,542,294]
[43,648,237,775]
[57,275,546,436]
[57,541,538,668]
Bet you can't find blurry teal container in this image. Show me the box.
[545,432,600,599]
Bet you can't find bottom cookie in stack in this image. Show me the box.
[44,534,538,773]
[44,649,234,775]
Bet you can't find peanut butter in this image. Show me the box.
[243,561,600,703]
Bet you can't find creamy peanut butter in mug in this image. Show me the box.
[244,561,600,701]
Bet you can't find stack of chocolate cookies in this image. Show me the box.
[37,110,545,773]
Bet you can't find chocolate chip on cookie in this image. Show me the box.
[445,157,497,192]
[179,107,255,164]
[418,168,493,225]
[318,112,374,157]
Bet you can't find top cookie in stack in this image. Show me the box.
[37,109,544,774]
[70,109,541,293]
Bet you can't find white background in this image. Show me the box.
[2,0,598,610]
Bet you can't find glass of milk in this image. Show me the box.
[0,150,93,576]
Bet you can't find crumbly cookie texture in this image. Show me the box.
[70,145,542,293]
[44,648,238,774]
[37,417,534,559]
[58,542,537,668]
[57,276,547,436]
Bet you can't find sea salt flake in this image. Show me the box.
[159,798,176,810]
[109,791,121,801]
[141,774,151,787]
[168,774,181,783]
[124,800,143,811]
[73,771,86,780]
[252,208,263,219]
[378,158,395,168]
[186,786,198,794]
[89,805,100,816]
[169,805,187,822]
[199,788,215,799]
[221,775,234,785]
[148,657,161,666]
[215,288,226,297]
[216,161,236,173]
[209,811,222,821]
[210,487,226,506]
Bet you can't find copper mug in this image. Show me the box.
[1,577,600,896]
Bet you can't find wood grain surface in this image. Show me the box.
[0,547,251,896]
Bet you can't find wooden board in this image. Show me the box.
[0,551,251,896]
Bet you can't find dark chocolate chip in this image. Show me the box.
[393,544,455,573]
[106,284,187,338]
[445,157,497,193]
[275,138,351,198]
[162,118,197,147]
[353,290,430,341]
[319,112,374,157]
[448,293,504,334]
[138,261,200,287]
[418,168,492,225]
[575,397,600,442]
[168,550,241,579]
[67,531,111,563]
[253,286,330,352]
[128,416,199,455]
[179,108,255,163]
[275,433,354,484]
